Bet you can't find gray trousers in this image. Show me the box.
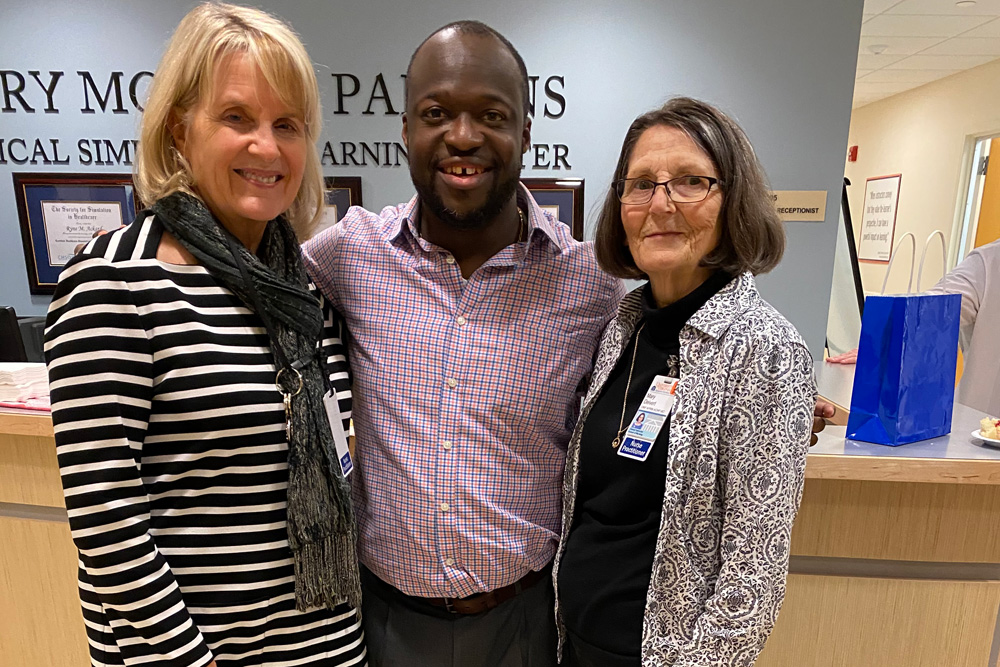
[361,566,558,667]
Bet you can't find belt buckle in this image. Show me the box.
[444,598,456,614]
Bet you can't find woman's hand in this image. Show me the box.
[826,348,858,364]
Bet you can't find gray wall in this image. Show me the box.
[0,0,863,357]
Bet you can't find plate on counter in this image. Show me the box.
[971,430,1000,445]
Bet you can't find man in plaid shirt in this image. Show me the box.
[303,20,623,667]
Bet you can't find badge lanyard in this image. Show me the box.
[220,229,352,477]
[220,230,313,442]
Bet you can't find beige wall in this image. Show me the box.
[845,57,1000,295]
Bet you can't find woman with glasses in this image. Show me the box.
[551,97,816,667]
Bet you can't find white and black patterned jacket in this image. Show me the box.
[552,272,816,666]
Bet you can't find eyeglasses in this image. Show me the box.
[614,176,721,205]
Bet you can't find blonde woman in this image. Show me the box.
[45,4,365,665]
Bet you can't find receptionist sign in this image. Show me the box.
[0,68,574,171]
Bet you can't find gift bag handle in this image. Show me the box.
[880,232,916,295]
[915,230,947,293]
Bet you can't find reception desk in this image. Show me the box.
[0,411,88,666]
[3,369,1000,665]
[758,363,1000,667]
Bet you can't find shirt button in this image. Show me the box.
[445,255,456,264]
[442,440,453,450]
[456,316,467,326]
[446,378,457,388]
[445,557,455,566]
[440,502,450,512]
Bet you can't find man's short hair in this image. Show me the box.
[594,97,785,279]
[404,20,531,119]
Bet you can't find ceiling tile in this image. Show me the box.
[886,53,998,68]
[962,17,1000,37]
[922,36,1000,55]
[864,0,906,15]
[861,13,993,37]
[859,35,946,54]
[853,92,893,109]
[859,68,957,82]
[856,53,908,69]
[885,0,1000,15]
[853,80,918,94]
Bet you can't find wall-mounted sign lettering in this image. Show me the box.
[858,174,901,263]
[770,190,827,222]
[0,69,573,171]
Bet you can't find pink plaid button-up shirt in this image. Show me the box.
[303,186,623,597]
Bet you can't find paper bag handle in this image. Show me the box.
[915,230,947,293]
[880,232,916,295]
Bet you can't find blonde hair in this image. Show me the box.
[135,2,323,237]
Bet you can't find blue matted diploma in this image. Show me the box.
[14,173,138,294]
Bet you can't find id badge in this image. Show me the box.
[618,375,679,462]
[323,391,353,477]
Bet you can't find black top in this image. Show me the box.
[558,271,732,659]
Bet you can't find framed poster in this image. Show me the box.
[316,176,363,236]
[13,172,139,294]
[522,178,584,241]
[857,174,901,263]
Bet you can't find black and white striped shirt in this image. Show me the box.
[45,214,366,667]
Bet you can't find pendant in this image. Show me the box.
[611,437,620,449]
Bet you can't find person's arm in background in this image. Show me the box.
[926,249,986,354]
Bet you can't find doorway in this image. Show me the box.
[956,134,1000,261]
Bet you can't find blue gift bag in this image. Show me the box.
[846,293,962,446]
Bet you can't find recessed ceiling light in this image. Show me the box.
[868,44,889,55]
[956,1,977,7]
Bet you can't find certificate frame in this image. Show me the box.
[315,176,364,237]
[522,178,584,241]
[13,172,139,295]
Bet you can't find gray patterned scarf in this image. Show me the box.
[151,191,361,611]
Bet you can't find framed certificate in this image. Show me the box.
[522,178,584,241]
[316,176,363,236]
[13,172,139,294]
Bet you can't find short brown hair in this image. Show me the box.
[135,2,323,238]
[594,97,784,279]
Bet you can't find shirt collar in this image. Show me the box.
[640,270,733,336]
[684,271,760,339]
[388,184,569,256]
[517,183,569,255]
[616,271,760,342]
[389,194,421,245]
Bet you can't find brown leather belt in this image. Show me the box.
[424,566,550,615]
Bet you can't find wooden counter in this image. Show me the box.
[757,365,1000,667]
[4,394,1000,666]
[0,411,87,667]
